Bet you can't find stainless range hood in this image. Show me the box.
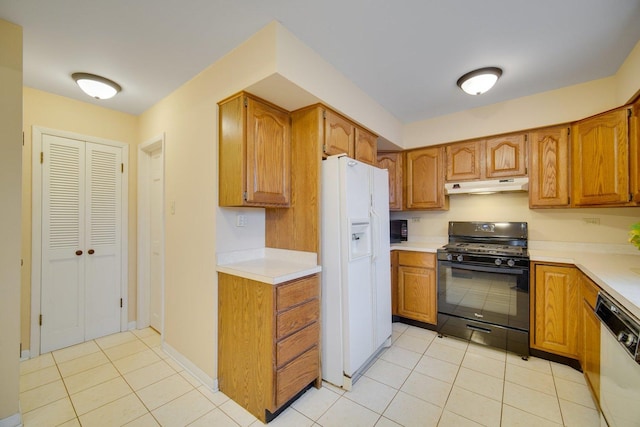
[444,177,529,195]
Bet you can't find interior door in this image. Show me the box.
[84,142,122,340]
[40,134,123,352]
[41,135,86,353]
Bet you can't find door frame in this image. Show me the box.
[31,126,129,356]
[137,134,165,333]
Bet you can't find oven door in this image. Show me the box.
[437,260,529,331]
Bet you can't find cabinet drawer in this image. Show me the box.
[277,275,319,310]
[582,275,600,309]
[398,251,435,268]
[276,299,319,340]
[276,322,319,368]
[275,346,319,408]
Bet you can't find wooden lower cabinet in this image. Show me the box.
[580,274,601,403]
[531,263,580,358]
[395,251,437,324]
[218,273,320,422]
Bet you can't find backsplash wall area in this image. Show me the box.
[391,192,639,246]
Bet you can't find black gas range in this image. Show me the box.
[437,221,530,357]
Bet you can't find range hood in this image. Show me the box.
[445,177,529,195]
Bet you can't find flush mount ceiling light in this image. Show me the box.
[72,72,122,99]
[456,67,502,95]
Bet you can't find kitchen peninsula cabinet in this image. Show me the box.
[571,107,634,206]
[218,273,320,423]
[396,251,437,324]
[580,273,601,403]
[531,263,580,358]
[377,151,403,210]
[528,126,570,208]
[218,92,291,207]
[405,146,447,210]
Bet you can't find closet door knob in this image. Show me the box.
[75,250,83,256]
[88,249,95,255]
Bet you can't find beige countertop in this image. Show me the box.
[216,248,321,285]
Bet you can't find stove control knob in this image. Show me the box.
[494,258,502,266]
[456,254,464,262]
[446,253,453,261]
[618,332,629,344]
[507,259,516,267]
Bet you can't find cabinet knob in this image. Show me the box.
[75,250,83,256]
[88,249,95,255]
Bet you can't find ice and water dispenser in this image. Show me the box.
[349,220,371,260]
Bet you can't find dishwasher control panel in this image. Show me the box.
[596,292,640,364]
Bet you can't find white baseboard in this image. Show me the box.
[20,350,30,361]
[161,342,217,391]
[0,412,22,427]
[128,321,137,331]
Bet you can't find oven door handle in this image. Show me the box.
[439,261,526,275]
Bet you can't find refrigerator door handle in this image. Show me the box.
[370,207,379,262]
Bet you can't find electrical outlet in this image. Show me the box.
[583,217,600,225]
[411,217,421,223]
[236,214,247,227]
[170,201,176,215]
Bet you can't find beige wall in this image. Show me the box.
[403,40,640,149]
[0,18,22,423]
[21,87,138,351]
[392,193,639,246]
[137,21,280,382]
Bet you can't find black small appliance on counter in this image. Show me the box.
[390,219,408,243]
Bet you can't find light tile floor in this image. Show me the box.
[19,323,601,426]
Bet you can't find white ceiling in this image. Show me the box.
[2,0,640,123]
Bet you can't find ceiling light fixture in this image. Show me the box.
[72,72,122,99]
[456,67,502,95]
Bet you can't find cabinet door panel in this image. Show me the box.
[532,264,579,357]
[354,127,377,166]
[405,147,446,210]
[446,141,482,181]
[324,110,354,157]
[377,152,403,211]
[529,127,570,208]
[397,265,437,324]
[246,98,291,205]
[485,135,527,178]
[571,108,629,206]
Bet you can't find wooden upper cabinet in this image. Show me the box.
[354,126,377,166]
[446,141,482,181]
[219,92,291,207]
[405,147,447,210]
[572,107,631,206]
[324,109,355,158]
[376,152,403,211]
[485,134,527,178]
[528,126,570,208]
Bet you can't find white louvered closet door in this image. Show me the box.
[41,135,86,353]
[41,135,122,353]
[85,142,122,340]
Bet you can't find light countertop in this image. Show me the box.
[216,248,321,285]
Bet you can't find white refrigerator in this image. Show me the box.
[321,155,392,390]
